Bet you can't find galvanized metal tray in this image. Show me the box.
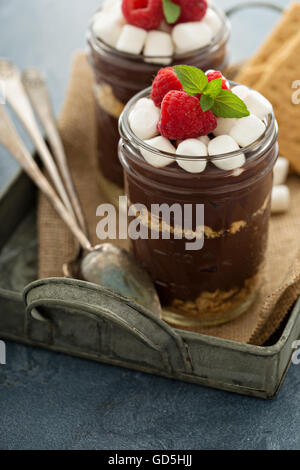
[0,168,299,399]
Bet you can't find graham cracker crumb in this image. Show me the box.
[228,220,246,234]
[94,83,124,119]
[129,195,269,239]
[253,195,270,217]
[204,226,223,238]
[169,272,260,322]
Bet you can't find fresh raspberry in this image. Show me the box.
[122,0,163,30]
[158,90,217,140]
[151,67,184,107]
[173,0,208,23]
[206,70,230,90]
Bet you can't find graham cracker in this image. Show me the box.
[235,64,265,88]
[253,30,300,174]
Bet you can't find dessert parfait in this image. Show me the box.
[87,0,231,191]
[119,66,278,328]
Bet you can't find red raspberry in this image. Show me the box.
[122,0,163,30]
[151,67,184,107]
[206,70,230,90]
[158,90,217,140]
[173,0,208,23]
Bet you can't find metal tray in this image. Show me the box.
[0,168,299,399]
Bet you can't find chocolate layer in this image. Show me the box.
[119,141,278,319]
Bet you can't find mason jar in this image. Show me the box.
[118,86,279,329]
[87,5,231,194]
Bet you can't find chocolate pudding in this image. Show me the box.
[118,83,278,328]
[87,2,231,192]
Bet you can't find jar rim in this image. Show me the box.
[87,4,231,64]
[119,82,278,163]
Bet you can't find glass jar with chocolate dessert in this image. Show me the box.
[118,66,278,329]
[87,0,231,195]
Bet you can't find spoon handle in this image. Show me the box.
[22,68,88,236]
[0,61,75,218]
[0,104,92,252]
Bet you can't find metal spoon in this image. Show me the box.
[0,104,162,317]
[21,66,87,277]
[21,67,87,235]
[0,59,75,220]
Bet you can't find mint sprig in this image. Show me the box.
[163,0,181,24]
[200,95,214,112]
[173,65,250,119]
[211,90,250,118]
[173,65,208,95]
[204,78,222,99]
[200,78,222,111]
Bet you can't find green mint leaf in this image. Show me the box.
[203,78,222,99]
[163,0,181,24]
[173,65,208,95]
[200,95,214,112]
[211,90,250,118]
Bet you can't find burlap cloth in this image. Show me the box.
[38,52,300,346]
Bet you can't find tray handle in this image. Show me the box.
[224,2,283,77]
[24,278,193,374]
[225,1,283,17]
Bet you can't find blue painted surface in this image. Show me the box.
[0,0,299,450]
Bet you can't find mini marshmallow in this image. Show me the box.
[176,139,207,173]
[141,136,175,168]
[271,185,290,214]
[133,97,154,110]
[213,117,237,137]
[243,90,272,120]
[202,7,222,37]
[144,31,174,65]
[273,157,289,186]
[129,98,160,140]
[208,135,246,170]
[231,85,250,101]
[116,25,147,55]
[172,22,213,54]
[198,135,210,146]
[230,115,266,147]
[93,9,124,48]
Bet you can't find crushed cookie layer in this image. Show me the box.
[128,194,270,240]
[165,272,261,328]
[94,83,124,119]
